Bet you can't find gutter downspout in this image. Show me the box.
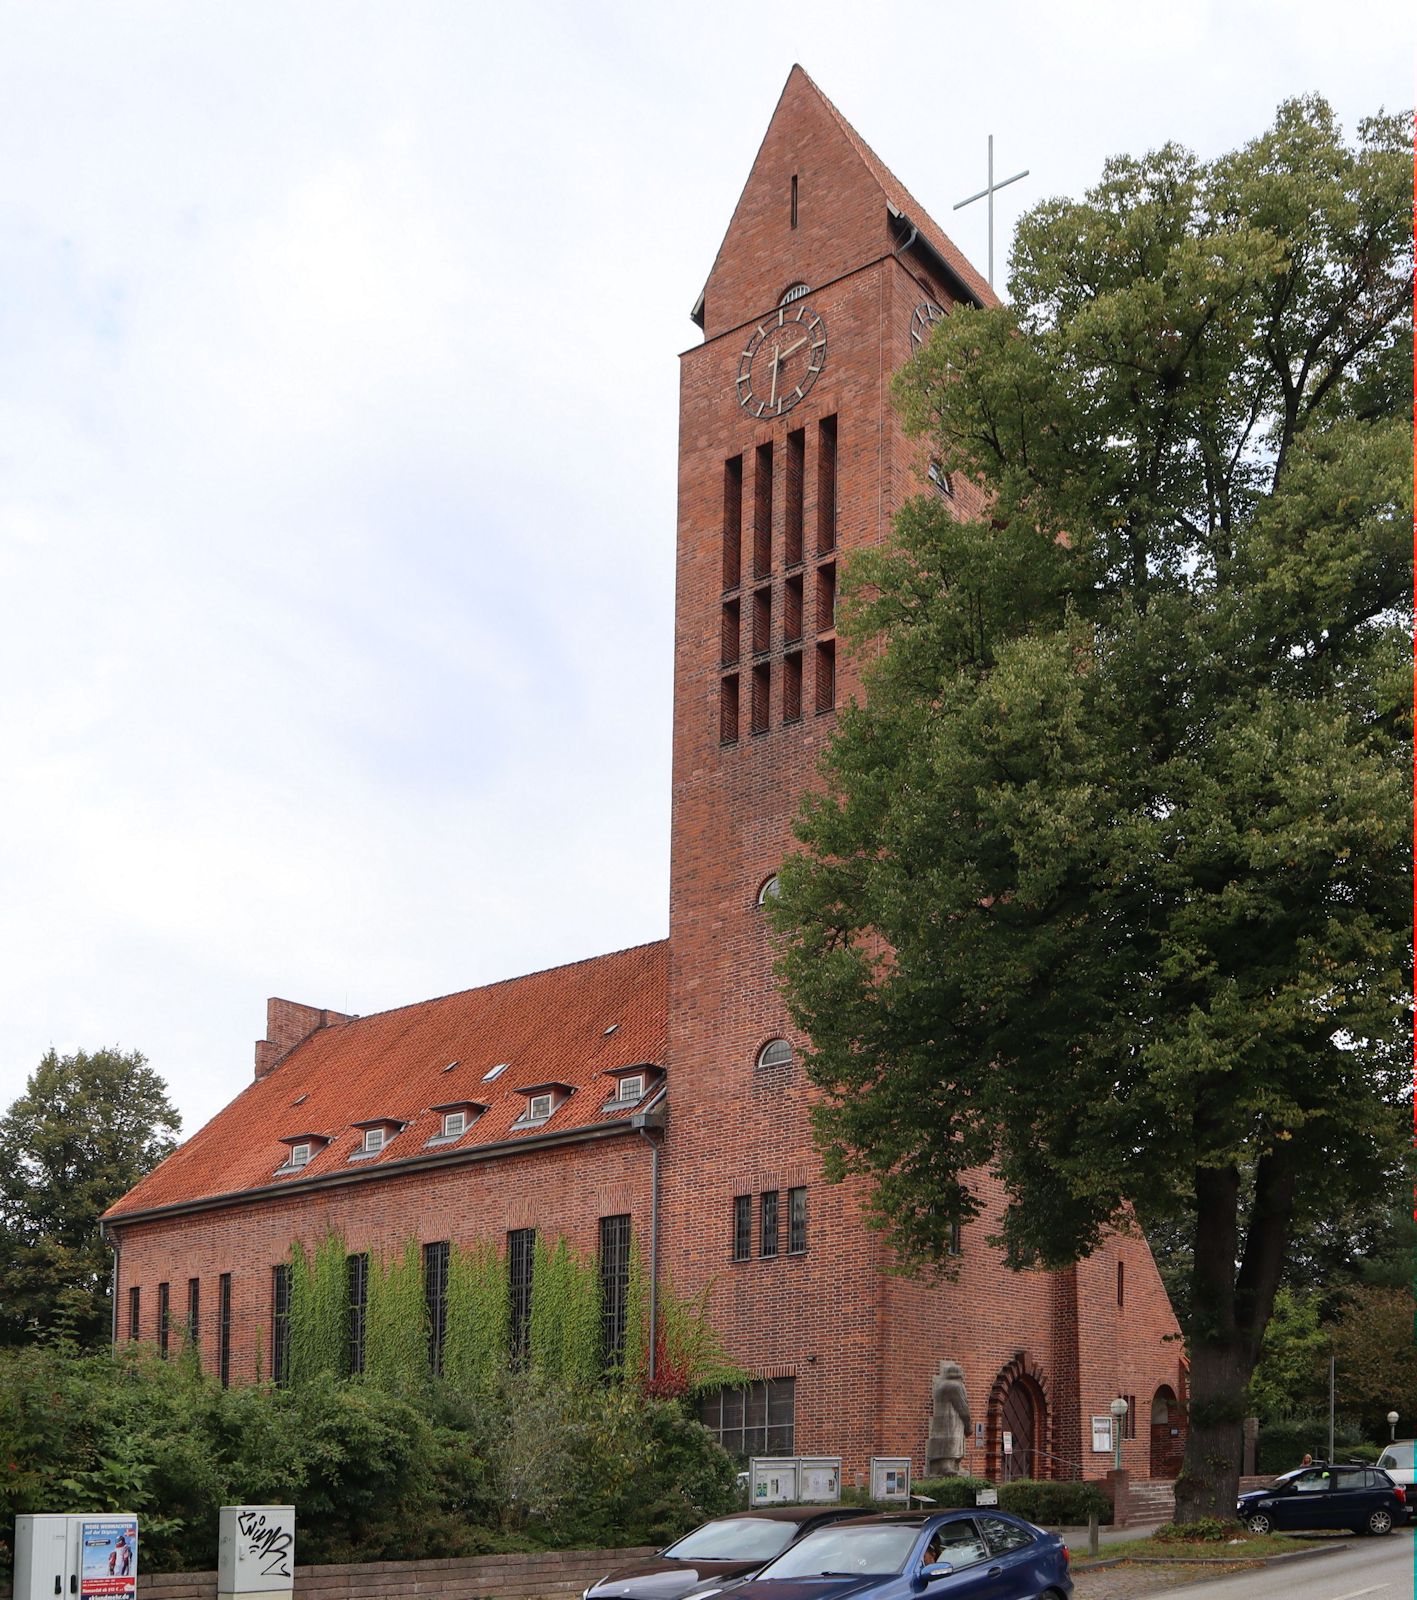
[632,1105,666,1383]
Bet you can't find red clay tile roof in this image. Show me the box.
[106,940,667,1219]
[794,66,999,311]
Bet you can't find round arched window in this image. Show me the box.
[756,874,781,905]
[779,282,811,306]
[757,1038,794,1070]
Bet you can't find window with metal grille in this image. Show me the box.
[441,1110,466,1138]
[698,1377,795,1458]
[732,1195,752,1261]
[508,1228,536,1364]
[186,1277,200,1347]
[600,1214,632,1368]
[787,1187,808,1255]
[218,1274,232,1387]
[347,1252,368,1376]
[760,1191,780,1259]
[271,1264,291,1385]
[157,1281,170,1358]
[127,1285,140,1342]
[424,1240,450,1374]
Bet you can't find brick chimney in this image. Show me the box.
[254,998,353,1079]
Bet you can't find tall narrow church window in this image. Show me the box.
[784,573,803,643]
[783,651,802,723]
[218,1273,232,1387]
[271,1265,291,1385]
[760,1191,780,1258]
[791,173,798,229]
[720,674,739,744]
[1117,1260,1125,1307]
[788,1187,808,1254]
[599,1214,632,1368]
[816,562,836,631]
[754,443,773,579]
[186,1276,200,1347]
[128,1285,140,1342]
[158,1281,170,1358]
[816,416,837,553]
[424,1240,450,1375]
[347,1253,368,1375]
[785,428,805,566]
[751,663,770,735]
[508,1228,536,1365]
[732,1195,753,1261]
[721,599,740,665]
[815,640,836,714]
[723,455,743,590]
[752,587,771,655]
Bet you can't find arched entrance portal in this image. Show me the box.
[988,1355,1052,1481]
[1150,1386,1184,1478]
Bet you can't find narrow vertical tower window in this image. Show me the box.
[785,428,804,566]
[754,442,774,579]
[720,674,739,744]
[722,455,743,590]
[816,415,837,553]
[783,651,802,723]
[790,173,798,229]
[751,663,771,735]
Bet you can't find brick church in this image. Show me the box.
[105,67,1186,1488]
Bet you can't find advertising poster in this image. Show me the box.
[79,1519,138,1600]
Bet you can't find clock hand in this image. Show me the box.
[770,348,780,406]
[778,336,809,358]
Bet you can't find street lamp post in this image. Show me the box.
[1110,1396,1129,1473]
[1387,1411,1399,1442]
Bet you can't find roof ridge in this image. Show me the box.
[302,937,669,1031]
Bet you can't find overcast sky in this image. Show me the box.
[1,0,1410,1139]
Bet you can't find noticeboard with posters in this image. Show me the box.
[798,1458,842,1502]
[78,1518,138,1600]
[1091,1416,1113,1453]
[869,1457,911,1502]
[750,1458,800,1504]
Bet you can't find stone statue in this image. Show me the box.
[926,1360,972,1477]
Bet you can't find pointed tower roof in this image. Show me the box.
[694,65,996,337]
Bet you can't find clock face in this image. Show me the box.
[736,304,827,419]
[909,298,946,354]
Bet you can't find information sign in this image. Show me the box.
[1091,1416,1113,1453]
[749,1459,799,1504]
[869,1457,911,1502]
[78,1518,138,1600]
[974,1489,998,1507]
[798,1458,842,1503]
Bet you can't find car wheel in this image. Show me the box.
[1365,1509,1393,1536]
[1246,1513,1272,1536]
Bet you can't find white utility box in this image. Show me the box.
[13,1515,138,1600]
[217,1506,295,1600]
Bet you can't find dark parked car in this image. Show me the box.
[583,1507,860,1600]
[1237,1463,1408,1535]
[726,1511,1071,1600]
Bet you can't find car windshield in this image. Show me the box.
[759,1526,921,1579]
[662,1519,799,1562]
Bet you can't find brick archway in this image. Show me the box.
[987,1353,1053,1481]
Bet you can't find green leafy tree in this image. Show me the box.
[1247,1288,1327,1420]
[1330,1285,1417,1439]
[769,98,1411,1520]
[0,1048,180,1346]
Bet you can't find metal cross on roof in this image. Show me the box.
[953,135,1030,291]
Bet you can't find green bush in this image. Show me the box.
[1154,1518,1237,1542]
[996,1478,1113,1526]
[912,1476,996,1508]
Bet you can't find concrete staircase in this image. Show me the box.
[1127,1478,1176,1524]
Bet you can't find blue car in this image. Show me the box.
[713,1511,1072,1600]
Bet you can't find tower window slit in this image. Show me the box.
[720,674,739,744]
[785,574,803,643]
[721,599,740,666]
[754,442,773,579]
[816,415,837,553]
[751,663,770,735]
[722,455,743,591]
[783,651,802,723]
[815,640,835,714]
[817,562,836,631]
[791,173,798,229]
[752,587,771,655]
[785,428,804,566]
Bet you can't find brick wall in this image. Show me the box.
[1,1548,658,1600]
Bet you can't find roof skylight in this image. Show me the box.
[483,1062,510,1081]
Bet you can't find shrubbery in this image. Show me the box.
[0,1342,738,1582]
[905,1477,1113,1525]
[1254,1416,1371,1474]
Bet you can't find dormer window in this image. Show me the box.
[442,1110,467,1139]
[602,1063,661,1110]
[276,1131,331,1174]
[617,1075,646,1104]
[349,1118,405,1161]
[425,1101,489,1147]
[512,1083,573,1129]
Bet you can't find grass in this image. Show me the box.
[1072,1529,1316,1564]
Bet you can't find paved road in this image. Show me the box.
[1072,1527,1413,1600]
